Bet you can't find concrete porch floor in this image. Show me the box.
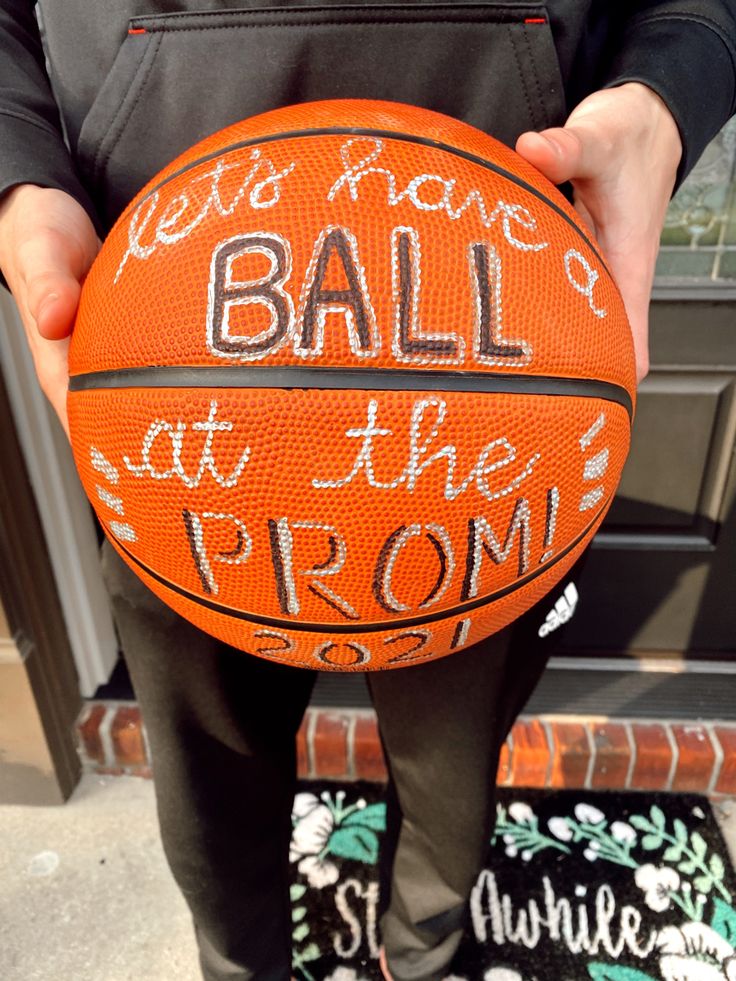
[2,773,735,981]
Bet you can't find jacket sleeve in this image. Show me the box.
[0,1,97,220]
[600,1,736,189]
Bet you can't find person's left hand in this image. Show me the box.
[516,81,682,384]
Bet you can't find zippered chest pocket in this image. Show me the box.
[75,3,565,228]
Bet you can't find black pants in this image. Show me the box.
[101,539,580,981]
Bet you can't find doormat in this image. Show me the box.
[289,784,736,981]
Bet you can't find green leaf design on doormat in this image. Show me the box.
[492,800,572,858]
[710,896,736,945]
[342,802,386,833]
[328,825,380,864]
[629,808,732,905]
[587,964,658,981]
[291,883,321,981]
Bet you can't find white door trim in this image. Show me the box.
[0,292,118,697]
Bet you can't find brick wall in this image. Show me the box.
[77,703,736,796]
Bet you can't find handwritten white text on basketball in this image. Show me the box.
[328,137,549,251]
[312,396,541,503]
[123,400,251,488]
[114,149,297,283]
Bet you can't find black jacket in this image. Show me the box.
[1,0,736,233]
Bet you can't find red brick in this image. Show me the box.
[111,706,146,766]
[496,740,512,786]
[509,720,550,787]
[296,713,310,779]
[312,712,349,778]
[549,722,591,788]
[671,725,717,792]
[630,723,673,791]
[713,726,736,795]
[353,715,387,782]
[77,704,106,764]
[590,722,631,789]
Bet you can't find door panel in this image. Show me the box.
[608,374,735,531]
[565,303,736,657]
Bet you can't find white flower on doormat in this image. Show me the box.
[656,921,736,980]
[574,803,606,825]
[290,789,386,888]
[611,821,637,843]
[290,792,339,888]
[636,864,682,912]
[507,802,534,825]
[324,968,370,981]
[547,816,574,842]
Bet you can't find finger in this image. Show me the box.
[48,361,71,440]
[54,392,70,440]
[596,231,654,384]
[18,318,71,436]
[516,124,611,186]
[17,229,84,341]
[620,292,650,384]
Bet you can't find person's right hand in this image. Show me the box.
[0,184,100,436]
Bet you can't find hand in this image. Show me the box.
[0,184,100,435]
[516,82,682,384]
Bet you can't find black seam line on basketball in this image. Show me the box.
[105,500,607,635]
[122,127,608,275]
[69,367,633,419]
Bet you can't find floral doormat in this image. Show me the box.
[289,784,736,981]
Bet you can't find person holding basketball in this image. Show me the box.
[1,4,735,981]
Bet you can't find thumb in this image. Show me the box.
[515,125,606,186]
[20,229,86,341]
[1,185,101,341]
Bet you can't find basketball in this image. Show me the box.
[68,99,635,671]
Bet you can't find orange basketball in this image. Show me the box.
[68,100,635,671]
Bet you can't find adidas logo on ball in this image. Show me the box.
[538,582,579,638]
